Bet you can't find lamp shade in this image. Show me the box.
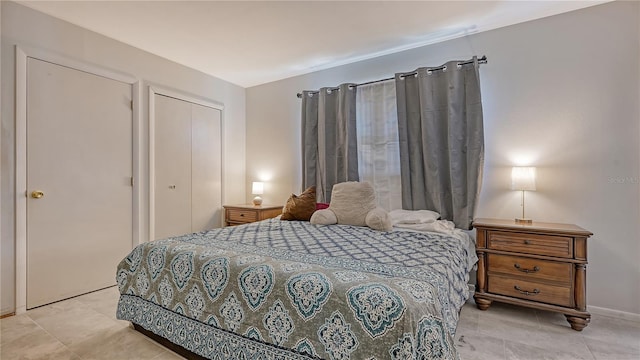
[252,181,264,195]
[511,167,536,191]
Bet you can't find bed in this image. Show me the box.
[116,218,476,359]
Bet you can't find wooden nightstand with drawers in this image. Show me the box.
[223,204,283,226]
[473,218,593,331]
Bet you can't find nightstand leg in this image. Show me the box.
[565,315,590,331]
[476,252,487,293]
[474,297,492,311]
[575,264,587,311]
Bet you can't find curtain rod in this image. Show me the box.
[296,55,487,98]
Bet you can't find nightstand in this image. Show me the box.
[473,218,593,331]
[223,204,283,226]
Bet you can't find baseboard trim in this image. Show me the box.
[0,312,15,319]
[589,305,640,322]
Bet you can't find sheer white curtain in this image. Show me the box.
[356,81,402,211]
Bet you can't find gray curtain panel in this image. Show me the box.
[301,83,359,202]
[395,57,484,229]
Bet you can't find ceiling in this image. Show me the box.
[17,1,609,88]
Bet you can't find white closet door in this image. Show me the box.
[191,103,222,231]
[26,58,133,309]
[154,94,193,239]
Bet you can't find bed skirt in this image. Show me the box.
[118,294,317,359]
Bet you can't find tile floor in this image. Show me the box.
[1,286,639,360]
[455,299,640,360]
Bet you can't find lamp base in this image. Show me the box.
[515,218,533,224]
[252,196,263,206]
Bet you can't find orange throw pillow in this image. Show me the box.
[281,186,317,221]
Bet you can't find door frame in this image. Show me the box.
[148,85,225,242]
[15,45,142,314]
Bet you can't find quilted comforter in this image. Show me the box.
[116,219,475,360]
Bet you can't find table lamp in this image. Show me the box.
[252,181,264,206]
[511,167,536,224]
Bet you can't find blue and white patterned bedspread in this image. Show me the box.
[116,219,474,359]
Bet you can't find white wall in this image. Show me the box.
[0,1,246,315]
[0,0,4,317]
[246,1,640,315]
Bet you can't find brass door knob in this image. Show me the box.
[31,190,44,199]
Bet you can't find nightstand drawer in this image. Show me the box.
[488,275,572,307]
[487,254,572,284]
[224,205,283,227]
[227,209,258,223]
[487,231,573,258]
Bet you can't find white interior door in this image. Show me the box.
[153,93,222,240]
[154,94,193,239]
[191,103,222,231]
[26,58,133,309]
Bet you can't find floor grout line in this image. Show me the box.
[26,311,86,360]
[0,312,81,359]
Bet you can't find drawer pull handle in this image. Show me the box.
[240,214,245,217]
[524,240,531,245]
[514,263,540,274]
[514,285,540,296]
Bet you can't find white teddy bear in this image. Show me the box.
[310,181,392,231]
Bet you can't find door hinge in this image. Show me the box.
[130,100,133,110]
[130,177,135,187]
